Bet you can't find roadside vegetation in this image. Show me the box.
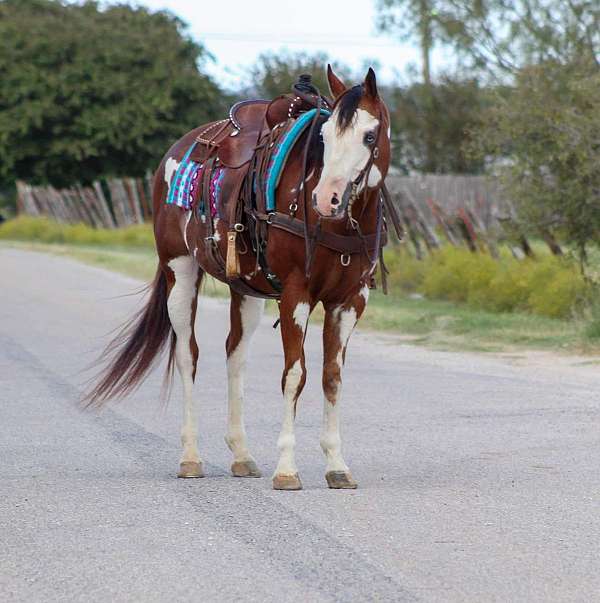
[3,216,599,354]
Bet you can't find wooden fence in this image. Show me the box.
[16,174,154,229]
[16,173,559,257]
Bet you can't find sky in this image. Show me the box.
[128,0,450,89]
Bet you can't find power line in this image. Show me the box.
[196,32,402,48]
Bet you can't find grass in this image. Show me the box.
[360,291,581,352]
[1,237,594,354]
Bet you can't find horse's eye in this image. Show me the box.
[364,132,376,145]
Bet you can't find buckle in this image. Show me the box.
[340,254,351,267]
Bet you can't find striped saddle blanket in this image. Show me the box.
[165,143,225,217]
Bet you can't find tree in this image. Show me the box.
[243,51,351,100]
[474,59,600,267]
[376,0,440,87]
[390,76,487,173]
[439,0,600,76]
[375,0,465,171]
[0,0,227,188]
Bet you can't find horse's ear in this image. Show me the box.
[327,64,347,99]
[364,67,379,99]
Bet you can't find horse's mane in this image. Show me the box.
[305,113,328,169]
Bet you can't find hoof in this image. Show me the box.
[231,460,262,478]
[326,471,357,489]
[272,473,303,491]
[177,461,204,478]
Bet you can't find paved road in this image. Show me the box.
[1,248,599,602]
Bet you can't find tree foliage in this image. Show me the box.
[442,0,600,75]
[390,76,487,173]
[244,51,351,100]
[375,0,462,84]
[0,0,226,188]
[474,59,600,264]
[376,0,600,78]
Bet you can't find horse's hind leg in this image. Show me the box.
[166,255,204,478]
[225,291,264,477]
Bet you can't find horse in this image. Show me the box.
[85,66,395,490]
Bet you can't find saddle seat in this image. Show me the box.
[190,93,326,169]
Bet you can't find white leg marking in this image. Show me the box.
[293,302,310,330]
[164,157,180,191]
[320,307,357,472]
[225,297,265,462]
[321,399,349,472]
[336,307,357,364]
[274,360,302,476]
[167,256,200,464]
[359,285,370,303]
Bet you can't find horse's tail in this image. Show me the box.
[82,266,175,407]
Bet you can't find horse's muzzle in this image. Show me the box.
[311,183,352,220]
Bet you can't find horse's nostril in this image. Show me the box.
[331,196,340,206]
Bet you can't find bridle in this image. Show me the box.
[244,79,403,295]
[308,91,403,291]
[313,88,386,222]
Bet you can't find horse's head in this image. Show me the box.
[312,65,390,219]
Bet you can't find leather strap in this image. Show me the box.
[267,212,387,255]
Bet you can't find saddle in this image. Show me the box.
[189,91,325,169]
[178,75,402,299]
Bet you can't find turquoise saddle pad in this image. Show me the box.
[265,108,331,211]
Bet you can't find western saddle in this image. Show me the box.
[185,75,402,299]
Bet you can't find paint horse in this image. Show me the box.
[86,66,399,490]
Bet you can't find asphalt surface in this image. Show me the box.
[1,247,599,602]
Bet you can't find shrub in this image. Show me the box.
[386,245,588,319]
[420,246,497,304]
[383,248,426,293]
[525,258,587,319]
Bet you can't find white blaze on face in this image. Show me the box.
[313,108,381,216]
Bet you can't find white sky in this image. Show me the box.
[129,0,449,89]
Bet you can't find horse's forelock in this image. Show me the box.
[335,85,363,133]
[335,85,384,133]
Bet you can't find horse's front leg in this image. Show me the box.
[320,285,369,489]
[272,281,311,491]
[225,290,264,477]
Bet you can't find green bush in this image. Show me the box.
[525,259,587,318]
[384,248,426,293]
[0,216,154,248]
[386,245,588,319]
